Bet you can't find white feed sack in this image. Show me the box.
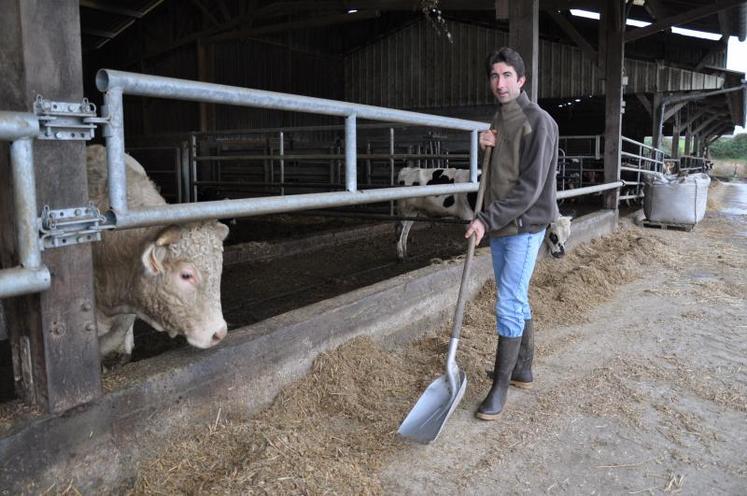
[643,172,711,225]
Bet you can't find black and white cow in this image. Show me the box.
[396,166,572,261]
[396,167,480,260]
[545,215,572,258]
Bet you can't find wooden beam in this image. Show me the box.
[602,0,624,210]
[692,114,720,135]
[636,93,652,115]
[495,0,509,19]
[79,0,146,18]
[0,0,101,413]
[207,10,381,43]
[509,0,540,102]
[652,92,664,149]
[191,0,222,28]
[625,0,746,43]
[663,101,687,122]
[546,10,598,63]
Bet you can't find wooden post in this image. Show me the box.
[672,111,681,158]
[197,39,215,132]
[602,0,625,210]
[0,0,100,413]
[652,92,663,150]
[509,0,539,102]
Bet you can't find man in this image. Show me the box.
[465,47,559,421]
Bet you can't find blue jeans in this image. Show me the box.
[489,230,546,338]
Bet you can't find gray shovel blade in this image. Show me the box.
[398,371,467,444]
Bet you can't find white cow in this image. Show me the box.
[396,167,480,260]
[87,145,229,361]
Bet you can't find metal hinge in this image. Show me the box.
[39,203,112,250]
[33,95,109,141]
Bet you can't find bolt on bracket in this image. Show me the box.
[33,95,108,141]
[39,203,112,250]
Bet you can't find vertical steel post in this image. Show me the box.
[345,114,357,192]
[279,131,285,196]
[470,129,478,183]
[190,134,198,201]
[389,127,395,216]
[103,86,127,215]
[10,138,41,269]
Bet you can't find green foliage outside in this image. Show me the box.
[644,134,747,159]
[709,134,747,159]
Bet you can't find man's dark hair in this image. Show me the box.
[485,47,526,79]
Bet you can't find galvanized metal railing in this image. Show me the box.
[0,112,51,298]
[96,69,489,230]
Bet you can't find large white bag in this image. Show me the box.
[643,172,710,225]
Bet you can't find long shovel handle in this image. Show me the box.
[444,145,492,383]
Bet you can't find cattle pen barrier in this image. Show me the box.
[96,69,490,230]
[2,70,629,300]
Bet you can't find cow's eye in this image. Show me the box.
[181,271,194,281]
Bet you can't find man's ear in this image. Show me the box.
[517,75,526,89]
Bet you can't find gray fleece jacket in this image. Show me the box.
[477,91,560,237]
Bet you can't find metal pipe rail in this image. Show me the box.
[0,112,51,298]
[556,181,624,200]
[96,69,489,229]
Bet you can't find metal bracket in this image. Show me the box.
[33,95,108,141]
[39,203,111,250]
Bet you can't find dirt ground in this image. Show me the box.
[97,180,745,496]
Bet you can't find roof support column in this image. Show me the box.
[672,111,681,159]
[0,0,100,413]
[652,92,664,150]
[601,0,625,210]
[509,0,539,102]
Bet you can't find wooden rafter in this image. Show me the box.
[625,0,746,43]
[546,10,598,63]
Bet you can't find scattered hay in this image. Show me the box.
[126,225,685,495]
[530,228,678,328]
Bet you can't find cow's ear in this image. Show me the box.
[214,221,229,241]
[141,243,168,275]
[155,225,182,247]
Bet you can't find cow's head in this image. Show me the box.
[545,216,572,258]
[134,220,230,348]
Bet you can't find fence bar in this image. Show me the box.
[470,129,478,182]
[102,86,128,214]
[556,181,623,200]
[0,113,51,299]
[345,114,357,192]
[97,70,489,132]
[111,182,479,229]
[0,111,39,141]
[11,139,41,269]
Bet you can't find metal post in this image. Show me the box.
[191,134,198,201]
[389,127,395,216]
[470,129,478,183]
[103,87,127,215]
[345,113,357,192]
[11,139,41,269]
[279,131,285,196]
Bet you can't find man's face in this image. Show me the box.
[489,62,526,104]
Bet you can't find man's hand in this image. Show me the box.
[479,130,497,150]
[465,218,486,245]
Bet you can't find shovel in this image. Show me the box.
[398,145,492,444]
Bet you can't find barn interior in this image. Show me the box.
[1,0,746,491]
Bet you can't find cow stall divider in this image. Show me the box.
[96,69,490,231]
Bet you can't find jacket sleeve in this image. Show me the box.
[477,116,556,231]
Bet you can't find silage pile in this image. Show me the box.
[127,227,677,496]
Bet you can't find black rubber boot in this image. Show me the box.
[476,336,522,420]
[511,319,535,389]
